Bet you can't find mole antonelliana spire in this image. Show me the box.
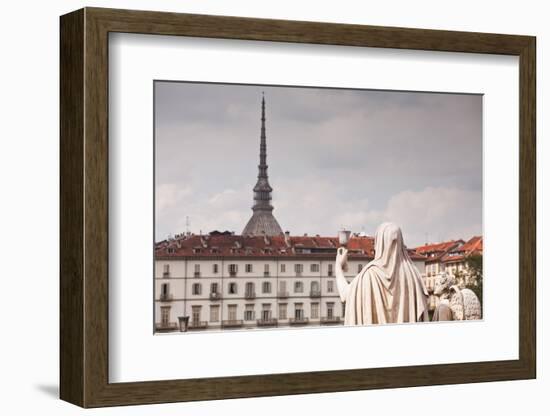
[242,94,283,236]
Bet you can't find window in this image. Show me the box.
[228,282,238,294]
[191,305,201,324]
[262,281,271,294]
[294,264,304,275]
[311,302,319,319]
[161,283,169,296]
[212,264,219,274]
[229,264,238,275]
[328,263,333,276]
[244,304,255,321]
[278,303,287,320]
[163,264,170,277]
[245,282,255,297]
[261,304,272,321]
[192,283,201,295]
[310,264,320,272]
[194,264,200,277]
[160,306,170,325]
[280,263,286,273]
[210,282,218,294]
[311,281,319,292]
[357,264,363,273]
[245,264,253,273]
[264,264,270,276]
[294,281,303,293]
[327,280,334,293]
[210,305,220,322]
[342,303,346,317]
[228,304,237,321]
[279,280,286,293]
[327,302,335,319]
[294,303,304,319]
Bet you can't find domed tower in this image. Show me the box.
[242,94,283,236]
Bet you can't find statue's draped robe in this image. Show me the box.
[342,223,429,325]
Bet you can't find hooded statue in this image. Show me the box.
[335,222,429,325]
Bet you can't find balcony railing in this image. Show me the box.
[162,272,170,277]
[289,317,309,325]
[277,291,289,298]
[257,318,278,327]
[229,271,237,277]
[264,271,270,277]
[155,322,178,332]
[188,320,208,330]
[194,272,201,277]
[159,293,173,302]
[321,316,342,324]
[209,292,222,301]
[244,292,256,299]
[309,290,321,298]
[328,271,333,277]
[222,319,244,328]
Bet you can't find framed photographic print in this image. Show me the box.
[60,7,536,408]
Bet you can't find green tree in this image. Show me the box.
[465,254,483,308]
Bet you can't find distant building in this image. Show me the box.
[412,237,483,310]
[154,233,427,332]
[242,94,283,236]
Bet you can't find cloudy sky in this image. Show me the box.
[154,81,482,247]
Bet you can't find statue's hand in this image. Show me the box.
[336,247,348,271]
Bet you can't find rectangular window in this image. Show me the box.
[327,302,335,319]
[228,282,238,294]
[245,264,253,273]
[280,263,286,273]
[294,281,303,293]
[212,264,219,274]
[262,304,272,321]
[210,282,218,293]
[160,306,170,325]
[191,305,201,324]
[163,264,170,277]
[358,264,363,273]
[310,264,320,272]
[294,264,304,275]
[328,263,333,276]
[294,303,304,319]
[244,304,255,321]
[210,305,220,322]
[279,303,287,320]
[327,280,334,293]
[194,263,200,277]
[161,283,169,295]
[342,302,346,317]
[264,264,270,276]
[311,302,319,319]
[262,281,271,293]
[279,280,286,292]
[192,283,201,295]
[228,304,237,321]
[229,264,238,275]
[278,303,287,319]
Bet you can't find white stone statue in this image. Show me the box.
[335,222,429,325]
[432,272,482,321]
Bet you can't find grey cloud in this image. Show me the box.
[155,81,482,246]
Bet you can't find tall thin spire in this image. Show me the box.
[242,94,283,236]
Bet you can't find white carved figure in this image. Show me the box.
[335,222,429,325]
[432,272,482,321]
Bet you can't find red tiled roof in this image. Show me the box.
[413,240,463,254]
[441,236,483,263]
[155,233,426,261]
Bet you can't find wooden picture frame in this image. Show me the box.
[60,7,536,408]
